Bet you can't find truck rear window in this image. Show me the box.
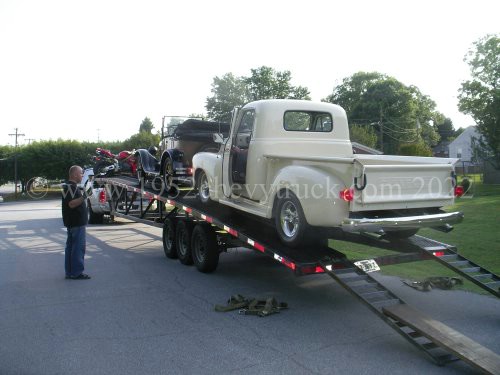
[284,111,333,132]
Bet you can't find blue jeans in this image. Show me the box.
[65,226,86,277]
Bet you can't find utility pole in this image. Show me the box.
[26,138,35,144]
[379,107,384,153]
[97,128,100,143]
[8,128,25,197]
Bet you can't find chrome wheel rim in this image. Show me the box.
[200,174,210,201]
[280,201,299,238]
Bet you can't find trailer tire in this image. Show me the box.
[176,220,194,265]
[162,218,177,259]
[191,223,219,273]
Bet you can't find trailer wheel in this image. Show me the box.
[162,218,177,259]
[274,191,308,248]
[176,220,194,265]
[196,170,210,204]
[191,223,219,273]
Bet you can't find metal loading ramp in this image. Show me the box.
[334,232,500,298]
[319,258,500,374]
[383,304,500,375]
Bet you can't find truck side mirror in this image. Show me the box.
[213,133,225,144]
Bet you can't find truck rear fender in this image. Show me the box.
[269,165,348,226]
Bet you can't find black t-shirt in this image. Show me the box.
[62,181,88,228]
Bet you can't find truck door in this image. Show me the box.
[222,109,255,197]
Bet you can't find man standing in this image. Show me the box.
[62,165,91,280]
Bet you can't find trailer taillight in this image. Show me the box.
[99,190,106,203]
[454,186,464,198]
[187,168,193,175]
[339,188,354,202]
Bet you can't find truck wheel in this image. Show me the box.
[176,220,194,265]
[88,202,104,224]
[162,157,176,195]
[196,170,210,204]
[274,191,308,248]
[162,218,177,259]
[191,223,219,273]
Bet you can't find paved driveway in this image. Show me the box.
[0,199,499,374]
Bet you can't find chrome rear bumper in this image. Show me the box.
[341,211,464,233]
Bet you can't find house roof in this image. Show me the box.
[449,126,480,147]
[351,142,383,155]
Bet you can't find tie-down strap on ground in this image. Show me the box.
[402,276,463,292]
[215,294,288,317]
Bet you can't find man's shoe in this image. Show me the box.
[69,274,91,280]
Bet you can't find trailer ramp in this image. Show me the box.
[335,232,500,298]
[408,236,500,298]
[319,258,500,374]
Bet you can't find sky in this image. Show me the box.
[0,0,498,146]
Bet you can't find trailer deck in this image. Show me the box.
[95,176,500,374]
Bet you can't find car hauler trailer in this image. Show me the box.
[95,176,500,374]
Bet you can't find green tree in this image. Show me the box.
[349,124,378,149]
[324,71,385,116]
[458,34,500,168]
[122,131,160,151]
[435,117,455,142]
[324,72,441,155]
[0,145,15,185]
[245,66,310,101]
[398,142,433,156]
[206,66,310,122]
[139,117,154,133]
[206,73,248,122]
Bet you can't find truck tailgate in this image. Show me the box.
[350,155,458,211]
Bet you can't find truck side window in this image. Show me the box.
[237,110,255,134]
[284,111,333,132]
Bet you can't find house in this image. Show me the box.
[448,126,481,162]
[432,141,451,157]
[351,142,383,155]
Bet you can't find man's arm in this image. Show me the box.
[68,196,85,209]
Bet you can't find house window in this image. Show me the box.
[457,148,462,158]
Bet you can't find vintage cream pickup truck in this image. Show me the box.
[192,99,464,247]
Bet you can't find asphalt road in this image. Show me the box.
[0,199,499,375]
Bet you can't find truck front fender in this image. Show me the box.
[192,153,223,202]
[268,166,348,226]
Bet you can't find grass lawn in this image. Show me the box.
[330,177,500,295]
